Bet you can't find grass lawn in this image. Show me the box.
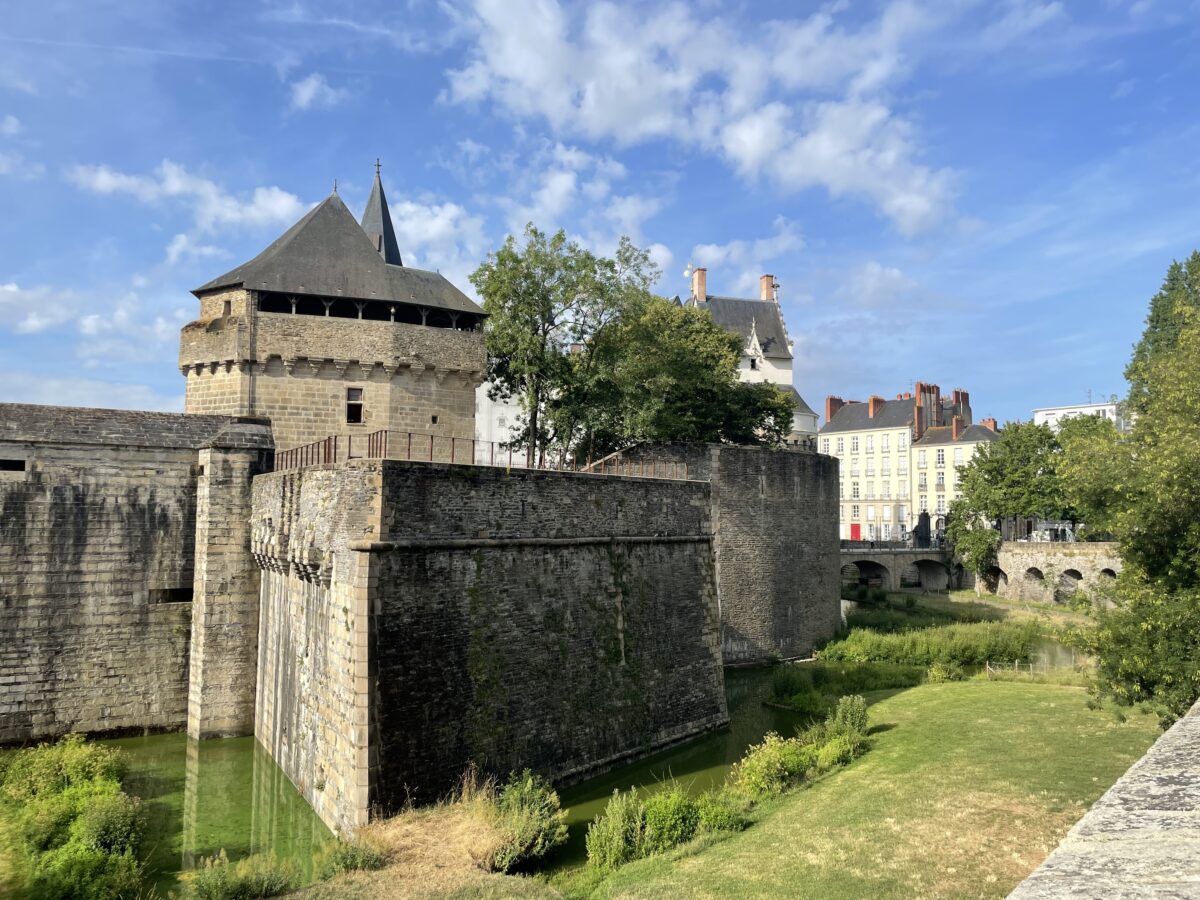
[586,681,1158,899]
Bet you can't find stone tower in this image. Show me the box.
[179,170,486,451]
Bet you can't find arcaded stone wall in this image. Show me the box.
[996,542,1122,604]
[181,309,485,450]
[0,405,271,743]
[250,460,727,834]
[590,443,842,663]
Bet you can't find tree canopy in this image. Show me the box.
[473,225,793,463]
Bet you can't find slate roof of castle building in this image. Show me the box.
[914,424,999,445]
[361,171,403,266]
[782,385,817,418]
[820,397,917,433]
[698,296,793,359]
[194,191,483,315]
[0,403,274,450]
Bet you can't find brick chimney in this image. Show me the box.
[913,405,925,441]
[691,267,707,302]
[980,417,998,432]
[826,396,846,423]
[760,274,776,302]
[868,395,885,418]
[951,415,963,441]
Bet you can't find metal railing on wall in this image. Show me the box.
[273,429,690,481]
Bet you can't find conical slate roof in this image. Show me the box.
[361,172,403,266]
[193,191,482,315]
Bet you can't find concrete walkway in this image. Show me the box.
[1010,703,1200,898]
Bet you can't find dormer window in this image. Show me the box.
[749,358,758,370]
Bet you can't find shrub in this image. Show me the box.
[586,789,645,870]
[317,838,387,880]
[770,662,924,715]
[854,585,869,602]
[185,850,297,900]
[70,793,144,855]
[19,790,86,852]
[476,770,568,873]
[640,784,699,856]
[0,734,125,803]
[695,789,748,833]
[828,695,869,746]
[28,844,142,900]
[926,661,965,683]
[815,735,856,771]
[869,588,888,605]
[732,733,815,800]
[904,595,917,609]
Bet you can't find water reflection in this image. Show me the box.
[105,733,333,890]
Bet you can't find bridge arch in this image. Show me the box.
[1025,567,1044,582]
[1055,568,1084,604]
[914,558,949,591]
[981,565,1008,595]
[1100,568,1117,579]
[841,560,891,589]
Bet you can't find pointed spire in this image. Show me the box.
[361,160,403,266]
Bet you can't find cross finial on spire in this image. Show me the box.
[375,158,381,177]
[332,178,338,195]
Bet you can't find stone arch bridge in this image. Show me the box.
[840,547,958,592]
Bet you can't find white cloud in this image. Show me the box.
[289,72,349,111]
[1112,78,1136,99]
[501,141,630,233]
[836,260,918,308]
[75,292,190,368]
[387,195,489,291]
[165,233,227,266]
[0,152,44,180]
[0,283,76,333]
[0,115,20,136]
[980,1,1067,50]
[0,371,183,411]
[443,0,956,234]
[66,159,309,232]
[692,217,804,277]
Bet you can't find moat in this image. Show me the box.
[95,666,794,889]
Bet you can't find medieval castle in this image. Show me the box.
[0,169,839,836]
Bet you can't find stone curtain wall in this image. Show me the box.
[0,405,271,744]
[181,304,485,451]
[996,542,1122,604]
[250,461,727,835]
[253,465,382,835]
[589,443,842,663]
[369,463,727,810]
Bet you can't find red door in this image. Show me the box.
[850,523,861,541]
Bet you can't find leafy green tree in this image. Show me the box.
[472,225,629,464]
[954,421,1067,522]
[1125,250,1200,415]
[944,499,1001,595]
[1055,414,1126,539]
[475,227,793,463]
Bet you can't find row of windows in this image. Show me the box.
[842,481,911,500]
[344,387,439,427]
[847,459,907,477]
[844,505,909,522]
[823,433,908,455]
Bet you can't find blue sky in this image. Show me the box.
[1,0,1198,423]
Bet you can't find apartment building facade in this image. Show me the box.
[819,384,998,540]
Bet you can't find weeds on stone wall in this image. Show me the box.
[584,696,871,872]
[0,734,145,899]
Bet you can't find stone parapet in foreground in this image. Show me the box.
[1009,702,1200,898]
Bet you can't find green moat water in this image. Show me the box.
[99,733,334,892]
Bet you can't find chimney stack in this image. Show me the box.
[691,267,707,303]
[981,417,998,432]
[951,415,963,441]
[760,274,777,302]
[868,395,884,418]
[826,396,846,423]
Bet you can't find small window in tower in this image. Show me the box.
[749,358,758,370]
[431,415,440,426]
[222,300,232,317]
[346,387,364,424]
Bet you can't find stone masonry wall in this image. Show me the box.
[0,404,272,744]
[590,443,842,663]
[996,542,1122,604]
[181,308,484,450]
[250,460,727,835]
